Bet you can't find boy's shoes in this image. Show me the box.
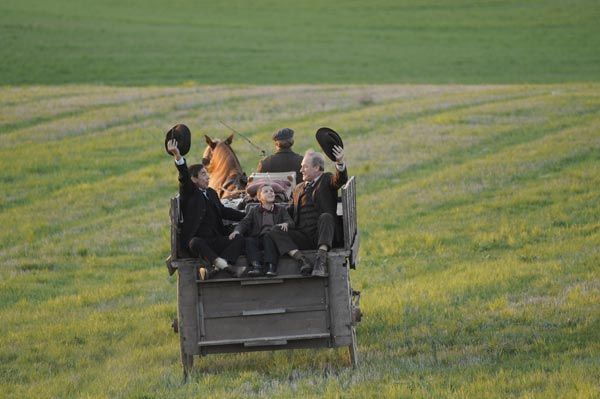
[311,250,327,277]
[298,256,313,276]
[265,262,278,277]
[248,261,264,277]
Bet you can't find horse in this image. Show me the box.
[202,134,248,199]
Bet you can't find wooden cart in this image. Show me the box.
[166,177,362,376]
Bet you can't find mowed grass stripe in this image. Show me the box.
[0,86,289,144]
[361,116,600,226]
[0,85,516,213]
[0,86,239,133]
[348,89,600,194]
[0,161,172,255]
[359,119,600,270]
[0,84,411,145]
[0,85,103,107]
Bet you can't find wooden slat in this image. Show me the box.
[341,176,357,250]
[178,263,200,355]
[200,278,327,316]
[203,310,329,341]
[170,196,180,261]
[199,333,331,347]
[327,253,353,342]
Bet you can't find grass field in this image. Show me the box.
[1,0,600,85]
[0,83,598,398]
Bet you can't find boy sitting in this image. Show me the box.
[229,184,293,277]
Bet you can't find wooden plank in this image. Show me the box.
[166,196,181,275]
[240,278,284,286]
[199,333,330,347]
[200,278,327,316]
[200,337,331,355]
[341,177,357,251]
[206,304,327,319]
[350,231,360,269]
[242,308,286,316]
[203,310,329,342]
[327,254,353,345]
[177,263,200,355]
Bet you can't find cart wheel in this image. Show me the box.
[348,326,358,368]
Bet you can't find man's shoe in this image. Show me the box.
[234,265,248,278]
[265,262,278,277]
[213,257,229,271]
[298,255,313,276]
[198,267,207,281]
[311,250,327,277]
[205,264,219,278]
[248,261,264,277]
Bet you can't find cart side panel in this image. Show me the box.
[327,252,353,347]
[178,263,200,355]
[199,278,329,343]
[200,278,326,316]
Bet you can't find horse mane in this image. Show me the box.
[203,136,247,199]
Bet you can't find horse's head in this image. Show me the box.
[202,134,247,199]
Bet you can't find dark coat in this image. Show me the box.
[289,167,348,225]
[233,204,294,237]
[256,148,304,183]
[176,160,244,247]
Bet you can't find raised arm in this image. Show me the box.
[168,139,195,196]
[330,145,348,189]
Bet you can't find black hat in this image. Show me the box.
[315,127,344,162]
[272,128,294,141]
[164,124,191,156]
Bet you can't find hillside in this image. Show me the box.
[0,84,598,397]
[1,0,599,85]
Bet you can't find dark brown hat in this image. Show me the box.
[272,128,294,141]
[164,124,191,156]
[315,127,344,162]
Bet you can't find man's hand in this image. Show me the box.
[332,145,345,164]
[276,223,288,232]
[229,231,240,240]
[167,139,181,160]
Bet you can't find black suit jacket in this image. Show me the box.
[176,160,244,246]
[289,167,348,225]
[256,148,304,183]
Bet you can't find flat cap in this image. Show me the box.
[272,128,294,141]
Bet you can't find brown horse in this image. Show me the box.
[202,134,247,199]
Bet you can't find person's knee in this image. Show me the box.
[188,237,206,257]
[318,213,334,226]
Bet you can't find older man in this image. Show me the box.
[267,146,347,277]
[256,127,304,184]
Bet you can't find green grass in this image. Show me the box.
[1,0,600,85]
[0,84,598,398]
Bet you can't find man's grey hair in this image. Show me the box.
[304,149,325,171]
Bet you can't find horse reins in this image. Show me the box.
[219,120,266,157]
